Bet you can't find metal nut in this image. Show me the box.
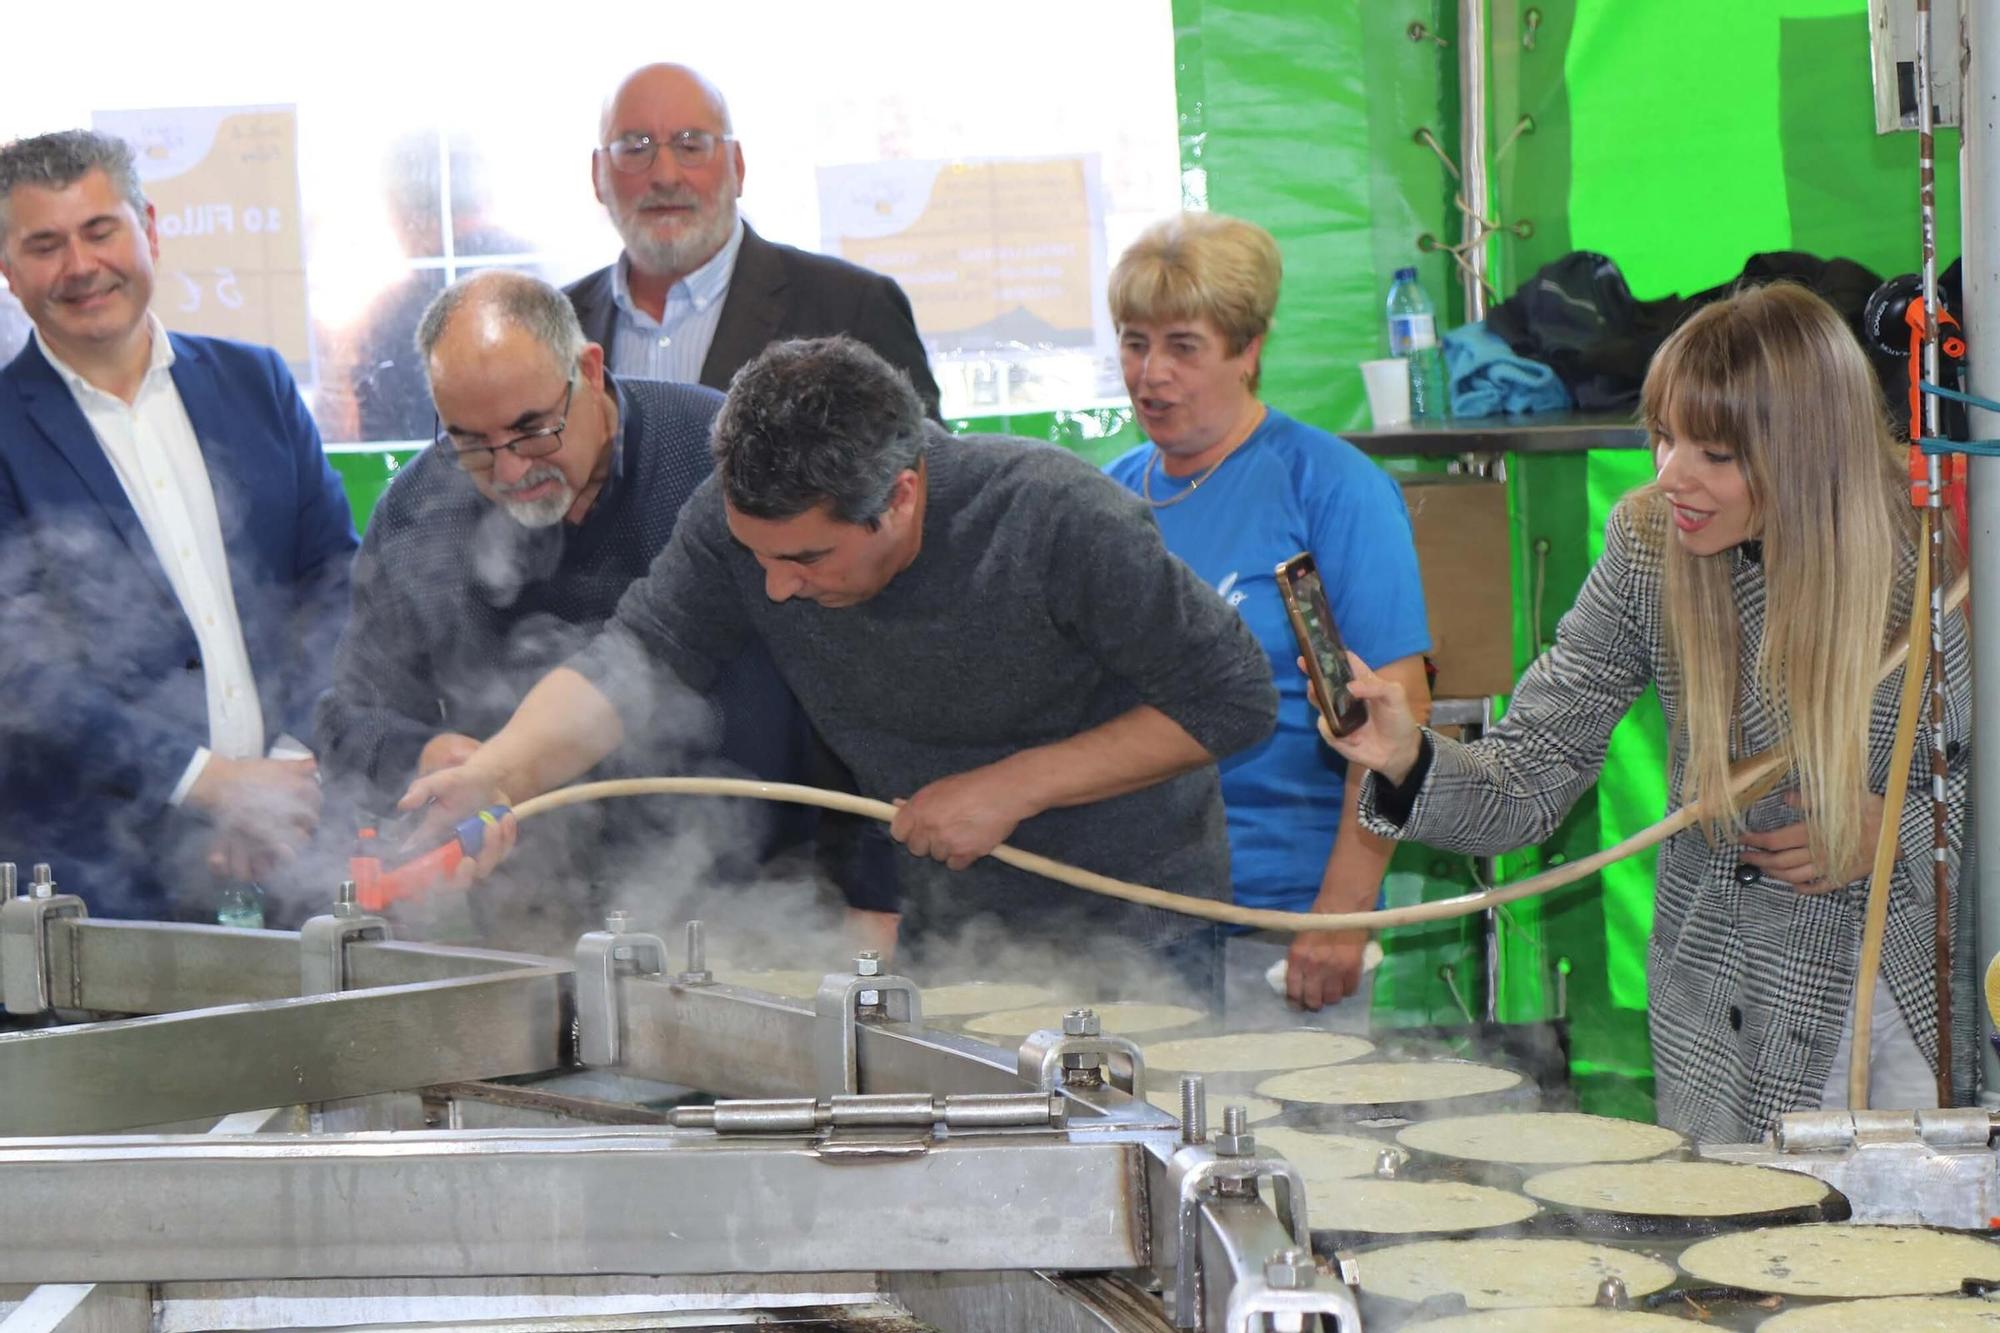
[855,951,882,978]
[1594,1275,1629,1309]
[604,910,632,935]
[1212,1128,1256,1158]
[1264,1247,1317,1290]
[1062,1007,1100,1037]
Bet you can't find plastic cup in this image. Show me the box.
[1361,358,1412,428]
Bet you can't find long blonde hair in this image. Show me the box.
[1641,283,1922,881]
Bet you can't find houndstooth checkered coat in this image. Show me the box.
[1362,496,1973,1143]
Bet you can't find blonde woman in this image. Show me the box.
[1104,212,1433,1029]
[1325,283,1971,1141]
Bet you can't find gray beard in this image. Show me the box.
[498,467,574,528]
[618,198,737,280]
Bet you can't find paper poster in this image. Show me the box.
[92,105,309,363]
[818,156,1108,354]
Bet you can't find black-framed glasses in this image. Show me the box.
[601,129,734,175]
[436,380,575,473]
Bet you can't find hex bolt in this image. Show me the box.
[29,863,53,900]
[0,863,15,899]
[1263,1246,1318,1290]
[1594,1275,1629,1309]
[855,950,882,978]
[334,879,359,919]
[1374,1149,1401,1179]
[1213,1104,1256,1157]
[1179,1073,1208,1145]
[1062,1007,1100,1037]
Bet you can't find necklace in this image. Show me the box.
[1142,439,1242,508]
[1140,404,1265,508]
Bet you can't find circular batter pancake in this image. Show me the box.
[1412,1310,1691,1332]
[1354,1237,1676,1309]
[1255,1124,1404,1189]
[1143,1029,1374,1074]
[1398,1112,1685,1166]
[711,968,826,999]
[1758,1295,2000,1330]
[1257,1059,1521,1108]
[962,1001,1205,1039]
[1524,1161,1832,1219]
[1678,1225,2000,1298]
[1143,1089,1285,1124]
[918,982,1060,1018]
[1326,1178,1538,1235]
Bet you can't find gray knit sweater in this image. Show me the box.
[574,428,1277,955]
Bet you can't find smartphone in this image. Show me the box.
[1275,551,1369,737]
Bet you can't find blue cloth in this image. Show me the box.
[1106,409,1431,914]
[1443,320,1572,417]
[0,333,359,918]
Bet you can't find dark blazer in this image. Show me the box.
[0,332,359,918]
[565,222,942,417]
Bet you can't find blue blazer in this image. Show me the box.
[0,332,359,918]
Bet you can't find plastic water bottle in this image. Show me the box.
[1386,267,1448,421]
[216,881,266,930]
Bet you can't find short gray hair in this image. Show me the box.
[713,337,927,524]
[0,131,148,243]
[415,269,586,379]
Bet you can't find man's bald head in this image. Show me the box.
[599,64,732,145]
[592,63,745,285]
[417,268,585,384]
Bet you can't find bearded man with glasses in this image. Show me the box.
[565,63,940,417]
[315,270,897,950]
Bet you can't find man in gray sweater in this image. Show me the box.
[403,337,1276,999]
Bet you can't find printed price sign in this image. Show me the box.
[92,105,308,363]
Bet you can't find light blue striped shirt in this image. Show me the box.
[606,216,746,384]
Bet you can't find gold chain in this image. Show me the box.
[1142,443,1238,508]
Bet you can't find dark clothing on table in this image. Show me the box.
[314,375,893,928]
[565,222,942,419]
[573,428,1277,1001]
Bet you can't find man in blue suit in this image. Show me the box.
[0,129,358,921]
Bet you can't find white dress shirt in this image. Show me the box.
[37,316,280,804]
[607,215,745,383]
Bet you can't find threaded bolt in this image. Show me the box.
[1179,1073,1208,1145]
[1223,1105,1247,1136]
[0,863,16,898]
[334,879,358,918]
[1375,1149,1400,1179]
[29,864,53,899]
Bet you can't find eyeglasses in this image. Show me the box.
[601,129,734,175]
[436,380,575,473]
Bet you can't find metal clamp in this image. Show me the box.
[0,863,88,1015]
[1168,1117,1311,1329]
[1222,1247,1360,1332]
[813,952,923,1096]
[1017,1007,1146,1094]
[299,880,388,996]
[575,910,669,1067]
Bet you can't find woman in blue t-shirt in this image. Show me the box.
[1104,212,1433,1030]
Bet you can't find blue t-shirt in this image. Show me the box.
[1106,409,1432,913]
